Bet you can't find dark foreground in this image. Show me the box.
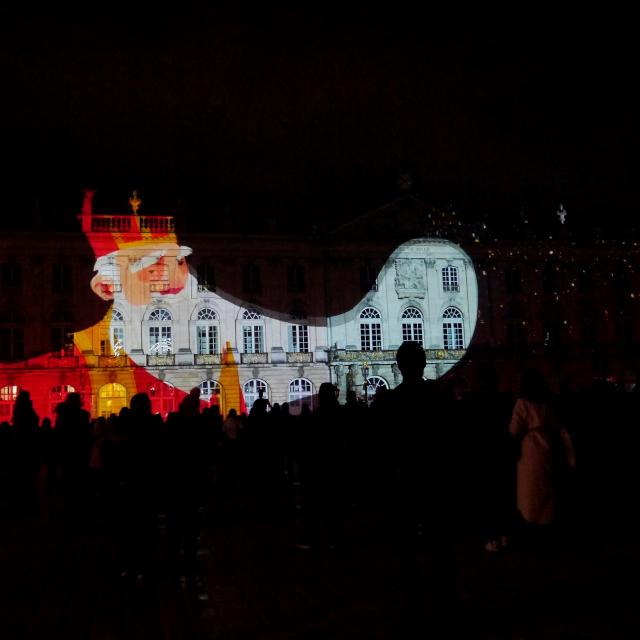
[0,483,636,640]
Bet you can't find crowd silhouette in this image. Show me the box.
[1,342,639,633]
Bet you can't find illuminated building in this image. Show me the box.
[0,193,636,420]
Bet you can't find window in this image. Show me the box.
[442,265,460,292]
[196,308,219,355]
[401,307,423,346]
[148,258,169,292]
[51,310,75,355]
[104,308,126,356]
[98,382,127,418]
[148,383,176,417]
[242,309,264,353]
[365,376,388,404]
[360,262,378,292]
[199,379,222,406]
[197,262,216,292]
[242,262,262,293]
[288,378,313,408]
[578,268,594,295]
[1,262,22,289]
[243,379,268,412]
[0,385,19,419]
[289,324,309,352]
[442,307,464,350]
[541,263,558,294]
[505,265,523,294]
[52,263,72,293]
[615,312,633,346]
[543,316,564,350]
[0,310,24,360]
[148,308,173,354]
[506,318,528,349]
[580,312,598,347]
[359,307,382,351]
[103,257,122,292]
[50,385,75,419]
[613,266,631,294]
[287,264,306,292]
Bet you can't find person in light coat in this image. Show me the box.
[509,369,576,527]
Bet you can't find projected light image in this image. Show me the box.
[0,191,477,420]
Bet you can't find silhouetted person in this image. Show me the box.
[221,408,242,492]
[118,392,162,583]
[164,391,207,582]
[11,390,41,515]
[101,408,132,576]
[469,367,516,551]
[40,417,56,495]
[250,388,271,416]
[54,392,92,523]
[386,341,457,631]
[297,382,347,549]
[509,369,576,548]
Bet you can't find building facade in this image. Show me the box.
[0,194,637,420]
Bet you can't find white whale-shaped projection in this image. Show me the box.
[327,237,478,379]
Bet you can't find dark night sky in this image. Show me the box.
[1,8,636,234]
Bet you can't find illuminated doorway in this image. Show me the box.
[98,382,127,418]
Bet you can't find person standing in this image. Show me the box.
[509,369,576,544]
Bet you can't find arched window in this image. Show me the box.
[442,307,464,350]
[148,308,172,354]
[196,308,219,355]
[401,307,424,346]
[0,309,24,361]
[148,382,176,418]
[288,378,313,409]
[242,309,265,353]
[243,379,268,412]
[0,385,19,420]
[359,307,382,351]
[199,379,222,407]
[442,265,459,292]
[98,382,127,418]
[365,376,388,404]
[50,384,75,419]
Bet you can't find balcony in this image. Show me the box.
[286,352,313,363]
[48,355,79,368]
[424,349,467,360]
[241,352,268,365]
[146,354,175,366]
[329,349,397,363]
[195,353,222,366]
[98,355,128,368]
[328,348,467,363]
[87,214,175,234]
